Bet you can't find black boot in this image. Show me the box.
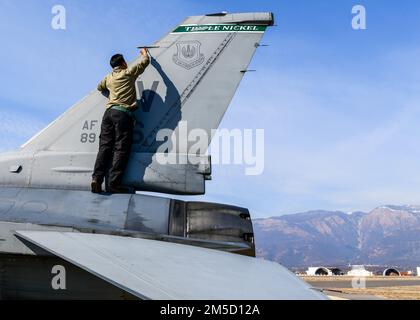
[91,179,103,193]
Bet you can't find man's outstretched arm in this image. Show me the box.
[129,48,150,78]
[97,77,109,97]
[97,77,107,91]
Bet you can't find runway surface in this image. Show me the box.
[302,277,420,300]
[306,278,420,289]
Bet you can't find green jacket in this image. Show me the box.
[97,55,150,110]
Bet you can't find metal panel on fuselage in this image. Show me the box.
[0,187,254,256]
[0,188,170,241]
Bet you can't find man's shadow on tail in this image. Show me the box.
[127,57,182,188]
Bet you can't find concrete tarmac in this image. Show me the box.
[302,276,420,300]
[305,278,420,289]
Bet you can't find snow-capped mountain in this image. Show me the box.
[254,205,420,268]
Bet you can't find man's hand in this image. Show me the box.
[140,48,148,57]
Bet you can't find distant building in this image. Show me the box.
[382,268,401,277]
[306,267,332,276]
[417,267,420,277]
[347,265,373,277]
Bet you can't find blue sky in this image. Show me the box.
[1,0,420,217]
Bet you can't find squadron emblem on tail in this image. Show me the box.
[173,40,205,70]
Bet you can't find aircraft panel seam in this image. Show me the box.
[144,32,237,152]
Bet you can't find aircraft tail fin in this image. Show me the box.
[21,12,274,154]
[2,12,274,194]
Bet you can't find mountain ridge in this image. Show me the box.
[254,205,420,268]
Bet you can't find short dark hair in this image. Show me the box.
[110,54,126,68]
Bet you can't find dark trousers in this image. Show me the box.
[92,108,134,187]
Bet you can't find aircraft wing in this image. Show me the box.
[15,231,326,300]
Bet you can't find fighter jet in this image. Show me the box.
[0,12,326,300]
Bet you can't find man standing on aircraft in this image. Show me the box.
[91,48,150,194]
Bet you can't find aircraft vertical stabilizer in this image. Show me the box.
[0,12,274,194]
